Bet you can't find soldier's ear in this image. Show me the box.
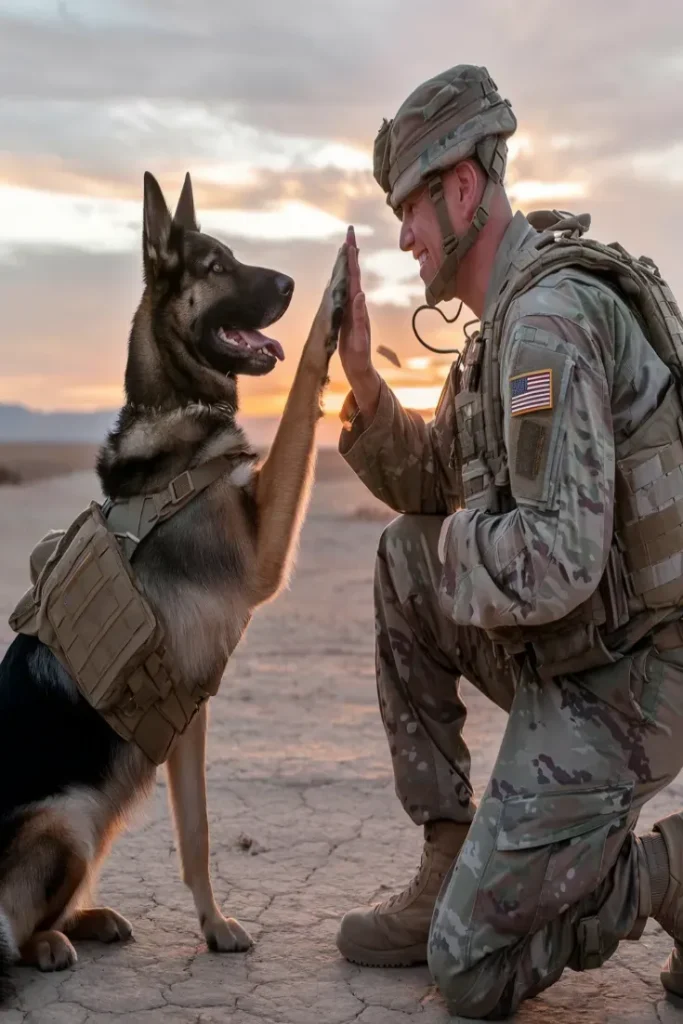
[142,172,175,281]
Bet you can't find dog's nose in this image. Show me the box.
[275,274,294,299]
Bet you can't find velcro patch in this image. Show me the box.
[515,419,547,480]
[510,369,553,416]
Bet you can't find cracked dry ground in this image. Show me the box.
[1,454,683,1024]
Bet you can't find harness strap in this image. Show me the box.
[102,452,256,560]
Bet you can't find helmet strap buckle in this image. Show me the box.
[472,204,490,232]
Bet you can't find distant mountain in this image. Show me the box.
[0,405,335,447]
[0,404,119,443]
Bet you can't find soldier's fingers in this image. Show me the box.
[351,292,369,350]
[348,242,362,298]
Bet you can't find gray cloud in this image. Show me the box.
[3,0,683,411]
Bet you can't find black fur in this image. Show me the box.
[0,636,123,824]
[0,934,13,1004]
[97,447,188,500]
[96,404,241,500]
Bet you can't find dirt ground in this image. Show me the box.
[0,453,682,1023]
[0,443,101,484]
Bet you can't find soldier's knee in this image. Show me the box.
[377,513,422,556]
[428,931,513,1020]
[376,514,443,606]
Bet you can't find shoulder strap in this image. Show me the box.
[102,453,256,560]
[488,216,683,393]
[479,211,683,488]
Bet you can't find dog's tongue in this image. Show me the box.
[239,330,285,361]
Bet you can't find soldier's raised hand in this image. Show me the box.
[339,227,381,421]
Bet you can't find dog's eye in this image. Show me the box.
[211,261,225,274]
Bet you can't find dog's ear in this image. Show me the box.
[143,171,174,280]
[173,172,199,232]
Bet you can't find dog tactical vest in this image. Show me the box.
[9,456,242,765]
[455,210,683,678]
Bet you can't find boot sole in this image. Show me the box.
[336,931,427,968]
[661,976,683,996]
[661,967,683,997]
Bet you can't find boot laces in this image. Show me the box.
[383,846,429,912]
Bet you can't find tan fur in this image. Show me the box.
[0,811,88,948]
[251,285,341,604]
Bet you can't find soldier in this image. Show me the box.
[335,63,683,1019]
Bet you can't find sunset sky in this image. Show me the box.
[2,0,683,425]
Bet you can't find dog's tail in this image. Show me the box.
[0,910,16,1004]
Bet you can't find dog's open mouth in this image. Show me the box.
[216,326,285,362]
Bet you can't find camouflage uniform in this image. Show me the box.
[339,211,683,1018]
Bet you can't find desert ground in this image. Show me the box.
[0,444,682,1024]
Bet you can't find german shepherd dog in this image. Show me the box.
[0,172,347,996]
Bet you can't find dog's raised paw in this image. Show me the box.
[328,246,349,351]
[205,915,253,953]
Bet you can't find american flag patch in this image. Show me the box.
[509,369,553,416]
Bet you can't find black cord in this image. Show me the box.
[411,303,480,354]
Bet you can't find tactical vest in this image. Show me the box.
[454,211,683,679]
[9,453,253,765]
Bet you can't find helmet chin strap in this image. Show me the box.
[423,137,508,307]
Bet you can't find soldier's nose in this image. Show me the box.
[399,219,414,252]
[275,275,294,299]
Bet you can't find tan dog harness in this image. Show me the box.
[9,455,248,765]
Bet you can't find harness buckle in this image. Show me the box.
[169,470,194,504]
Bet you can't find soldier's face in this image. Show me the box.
[399,184,443,285]
[398,164,474,285]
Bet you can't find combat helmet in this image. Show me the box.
[373,64,517,305]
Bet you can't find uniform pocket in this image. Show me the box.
[497,783,633,851]
[478,783,633,936]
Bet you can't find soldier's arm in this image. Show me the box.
[437,312,614,628]
[338,370,460,514]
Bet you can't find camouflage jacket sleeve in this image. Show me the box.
[438,309,615,628]
[338,373,461,514]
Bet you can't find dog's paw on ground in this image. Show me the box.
[204,915,253,953]
[26,930,78,972]
[67,907,134,944]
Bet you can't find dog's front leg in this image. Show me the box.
[166,702,252,952]
[251,243,348,606]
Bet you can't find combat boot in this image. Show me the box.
[642,813,683,995]
[335,820,469,967]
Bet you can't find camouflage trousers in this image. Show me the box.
[376,514,683,1020]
